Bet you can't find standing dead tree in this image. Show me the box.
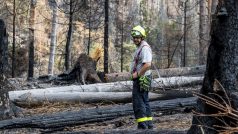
[0,19,8,75]
[48,0,58,76]
[0,19,18,120]
[104,0,109,74]
[188,0,238,133]
[199,0,209,65]
[28,0,37,79]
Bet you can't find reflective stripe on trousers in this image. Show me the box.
[136,116,153,123]
[132,78,152,123]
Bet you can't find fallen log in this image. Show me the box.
[9,76,202,106]
[105,65,205,82]
[49,129,187,134]
[0,97,197,129]
[10,88,199,107]
[10,92,161,107]
[9,76,203,97]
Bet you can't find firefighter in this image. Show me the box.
[130,25,153,129]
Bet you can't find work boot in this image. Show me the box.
[146,121,154,129]
[137,122,147,129]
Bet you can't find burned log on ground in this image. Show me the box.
[103,130,187,134]
[105,65,205,82]
[0,97,197,129]
[57,53,102,84]
[47,129,187,134]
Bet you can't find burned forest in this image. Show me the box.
[0,0,238,134]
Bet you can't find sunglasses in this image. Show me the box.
[131,30,142,37]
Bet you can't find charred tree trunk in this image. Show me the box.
[12,0,16,78]
[0,20,9,116]
[0,19,8,75]
[65,0,73,71]
[0,20,17,119]
[28,0,37,79]
[87,0,92,55]
[28,29,35,79]
[182,0,188,67]
[0,97,197,129]
[104,0,109,73]
[56,130,187,134]
[188,1,238,133]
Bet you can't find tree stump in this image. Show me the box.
[0,19,21,120]
[58,53,102,84]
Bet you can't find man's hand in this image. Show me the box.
[132,71,139,79]
[130,71,140,80]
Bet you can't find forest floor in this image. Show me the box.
[0,78,199,134]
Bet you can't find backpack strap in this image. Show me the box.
[133,45,151,73]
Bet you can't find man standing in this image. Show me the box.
[130,25,153,129]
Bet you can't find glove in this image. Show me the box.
[139,76,151,91]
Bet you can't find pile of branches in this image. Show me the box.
[193,80,238,134]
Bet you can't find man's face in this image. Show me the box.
[133,37,142,46]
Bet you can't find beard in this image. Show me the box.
[133,40,141,46]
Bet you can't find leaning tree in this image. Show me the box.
[188,0,238,134]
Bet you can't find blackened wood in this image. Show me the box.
[0,19,13,120]
[103,0,109,73]
[0,19,8,75]
[28,29,34,78]
[188,1,238,133]
[65,1,73,70]
[51,129,187,134]
[0,97,197,129]
[12,0,16,77]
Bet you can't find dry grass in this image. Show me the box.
[155,113,192,130]
[23,101,112,116]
